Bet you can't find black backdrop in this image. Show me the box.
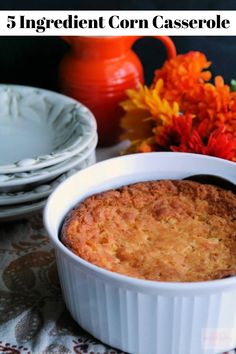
[0,1,235,91]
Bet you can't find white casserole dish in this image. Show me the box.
[44,152,236,354]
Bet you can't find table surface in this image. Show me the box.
[0,214,126,354]
[0,146,235,354]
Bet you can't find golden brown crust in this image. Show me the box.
[61,180,236,282]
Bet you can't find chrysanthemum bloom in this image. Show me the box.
[181,76,236,135]
[120,81,179,152]
[120,51,236,161]
[154,51,211,102]
[156,116,236,161]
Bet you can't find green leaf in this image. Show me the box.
[230,79,236,92]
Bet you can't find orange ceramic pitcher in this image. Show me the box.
[59,36,176,146]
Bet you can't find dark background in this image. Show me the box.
[0,1,235,91]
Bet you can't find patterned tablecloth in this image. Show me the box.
[0,146,235,354]
[0,214,124,354]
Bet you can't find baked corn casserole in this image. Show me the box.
[61,180,236,282]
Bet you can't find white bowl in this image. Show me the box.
[0,151,96,221]
[44,152,236,354]
[0,85,97,173]
[0,134,98,192]
[0,150,96,206]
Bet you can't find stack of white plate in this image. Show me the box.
[0,85,97,221]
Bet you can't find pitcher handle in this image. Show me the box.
[128,36,176,59]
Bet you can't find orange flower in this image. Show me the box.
[156,116,236,161]
[182,77,231,117]
[180,76,236,136]
[155,114,194,149]
[202,127,236,160]
[154,51,211,102]
[120,50,236,161]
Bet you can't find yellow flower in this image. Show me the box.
[120,80,180,143]
[121,80,179,122]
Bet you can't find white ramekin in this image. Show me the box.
[44,152,236,354]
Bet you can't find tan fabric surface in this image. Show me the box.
[0,214,123,354]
